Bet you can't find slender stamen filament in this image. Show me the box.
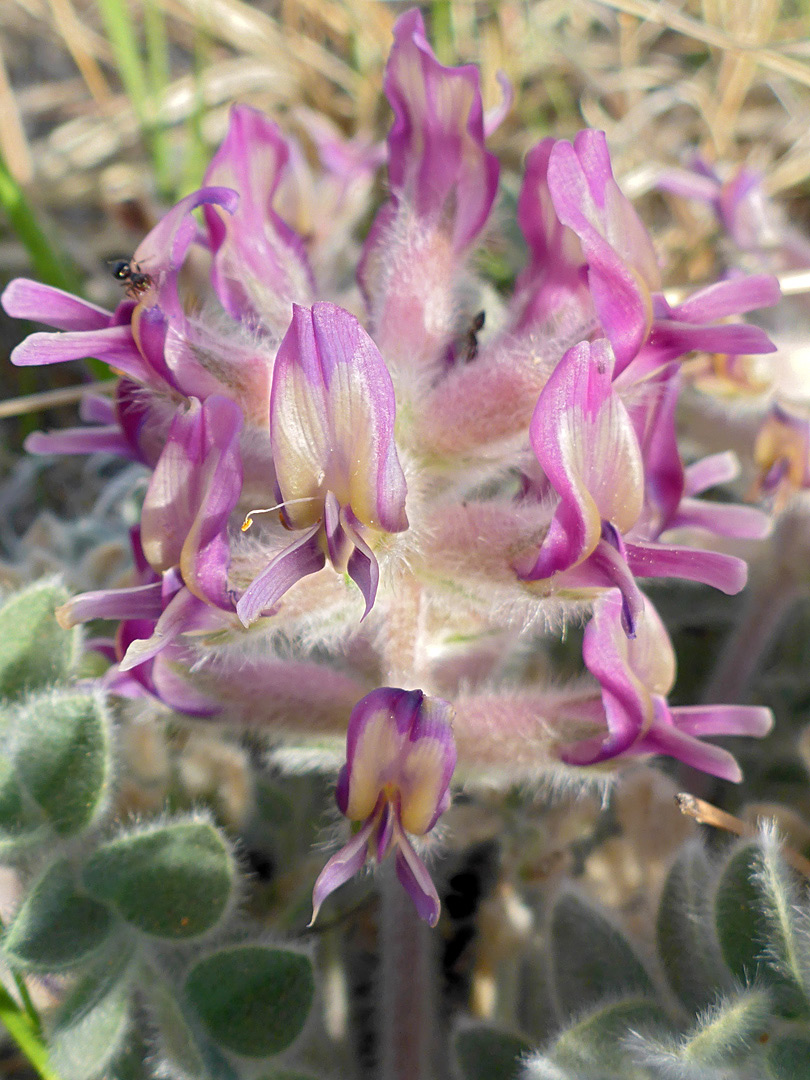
[241,496,318,531]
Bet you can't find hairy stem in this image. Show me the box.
[378,865,438,1080]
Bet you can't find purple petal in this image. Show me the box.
[633,703,743,782]
[669,705,773,738]
[133,186,239,276]
[310,817,375,925]
[342,507,379,620]
[547,131,660,370]
[236,525,325,626]
[580,531,645,637]
[141,395,243,608]
[646,320,777,363]
[656,167,721,203]
[118,585,224,671]
[630,364,684,533]
[24,426,137,459]
[512,138,589,331]
[10,325,151,383]
[2,279,111,330]
[566,591,656,762]
[668,275,780,323]
[79,393,116,425]
[393,824,441,927]
[669,498,771,540]
[483,71,513,136]
[518,339,643,580]
[384,9,499,252]
[684,451,739,495]
[626,540,748,594]
[271,302,408,535]
[203,104,313,323]
[56,581,165,627]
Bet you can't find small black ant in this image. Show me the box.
[462,310,485,362]
[111,259,153,298]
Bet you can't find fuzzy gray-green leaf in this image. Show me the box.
[13,691,112,837]
[765,1033,810,1079]
[49,944,135,1080]
[3,859,117,972]
[552,998,669,1077]
[454,1024,532,1080]
[549,892,656,1017]
[657,841,730,1013]
[0,581,74,699]
[82,819,235,939]
[185,946,314,1058]
[714,841,810,1017]
[146,974,208,1079]
[0,752,44,850]
[630,987,771,1076]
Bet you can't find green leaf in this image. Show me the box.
[185,946,314,1058]
[256,1074,319,1080]
[553,998,670,1076]
[0,981,62,1080]
[0,753,42,850]
[4,860,117,972]
[765,1033,810,1079]
[83,819,235,939]
[656,842,730,1013]
[454,1024,531,1080]
[0,581,74,699]
[105,1031,152,1080]
[549,892,656,1017]
[254,779,294,826]
[145,974,207,1080]
[714,840,810,1017]
[48,945,134,1080]
[12,691,112,838]
[681,988,771,1066]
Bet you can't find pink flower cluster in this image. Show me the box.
[3,10,778,922]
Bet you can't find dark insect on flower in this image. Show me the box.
[111,259,153,298]
[463,310,485,362]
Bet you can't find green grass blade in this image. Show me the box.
[0,983,62,1080]
[96,0,173,196]
[0,153,75,292]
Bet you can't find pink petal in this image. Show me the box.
[203,105,314,324]
[270,302,408,534]
[384,8,498,252]
[393,823,442,927]
[547,131,660,370]
[626,540,748,594]
[2,279,111,330]
[519,339,643,580]
[310,817,376,925]
[236,524,325,627]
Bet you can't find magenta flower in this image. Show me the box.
[753,403,810,508]
[140,394,244,610]
[311,688,456,927]
[0,8,783,800]
[203,104,314,328]
[561,590,773,779]
[236,302,408,625]
[360,8,499,382]
[516,339,764,632]
[546,130,661,372]
[515,338,647,632]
